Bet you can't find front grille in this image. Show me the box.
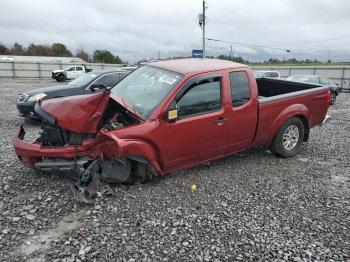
[41,125,70,146]
[40,124,91,147]
[18,94,29,102]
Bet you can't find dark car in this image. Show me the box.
[286,75,340,105]
[17,69,130,119]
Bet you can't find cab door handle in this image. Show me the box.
[216,117,228,125]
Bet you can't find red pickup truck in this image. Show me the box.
[13,59,330,195]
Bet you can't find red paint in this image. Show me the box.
[40,91,110,133]
[13,59,330,175]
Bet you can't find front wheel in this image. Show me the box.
[269,117,304,158]
[330,92,336,105]
[57,75,66,82]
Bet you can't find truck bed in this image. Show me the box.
[253,78,329,147]
[256,78,325,101]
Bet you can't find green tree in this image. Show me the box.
[217,54,249,64]
[93,50,122,64]
[76,48,89,62]
[0,43,9,55]
[11,42,24,55]
[114,55,122,64]
[26,44,51,56]
[51,43,72,57]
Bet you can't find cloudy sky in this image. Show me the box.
[1,0,350,63]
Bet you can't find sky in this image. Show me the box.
[0,0,350,63]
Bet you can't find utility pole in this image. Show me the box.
[202,0,206,59]
[229,45,233,60]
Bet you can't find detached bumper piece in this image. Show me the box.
[320,115,331,126]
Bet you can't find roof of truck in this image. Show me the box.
[148,58,247,75]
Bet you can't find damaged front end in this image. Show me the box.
[13,91,159,201]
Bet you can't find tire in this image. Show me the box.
[330,92,336,105]
[57,75,66,82]
[269,117,305,158]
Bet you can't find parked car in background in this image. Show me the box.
[13,59,330,198]
[286,75,340,105]
[17,69,131,119]
[340,81,350,92]
[254,71,281,79]
[52,65,92,82]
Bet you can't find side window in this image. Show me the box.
[177,77,221,118]
[94,73,121,87]
[230,71,251,107]
[67,67,75,71]
[320,77,329,85]
[310,77,319,84]
[270,72,279,78]
[76,66,83,71]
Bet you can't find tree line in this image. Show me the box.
[0,42,330,65]
[216,55,327,65]
[0,42,123,64]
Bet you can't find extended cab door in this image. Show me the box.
[65,66,76,79]
[161,74,229,172]
[75,66,84,77]
[226,70,258,152]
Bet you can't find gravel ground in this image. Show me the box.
[0,78,349,262]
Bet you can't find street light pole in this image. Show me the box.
[202,0,206,59]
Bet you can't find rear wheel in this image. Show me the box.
[269,117,304,157]
[330,92,336,105]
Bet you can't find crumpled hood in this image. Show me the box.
[39,91,110,133]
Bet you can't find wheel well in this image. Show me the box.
[295,115,310,142]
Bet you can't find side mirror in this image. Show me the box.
[166,108,178,121]
[89,83,108,92]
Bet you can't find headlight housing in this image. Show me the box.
[28,93,47,102]
[18,94,29,102]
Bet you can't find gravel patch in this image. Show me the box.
[0,78,349,261]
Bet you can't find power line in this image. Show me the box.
[206,37,291,52]
[210,4,350,48]
[206,37,350,56]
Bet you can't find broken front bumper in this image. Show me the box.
[13,126,101,171]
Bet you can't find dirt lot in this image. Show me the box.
[0,78,349,261]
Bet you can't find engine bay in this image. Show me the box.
[38,98,141,147]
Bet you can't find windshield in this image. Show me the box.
[111,65,183,118]
[68,73,98,86]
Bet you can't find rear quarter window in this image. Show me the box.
[230,72,251,107]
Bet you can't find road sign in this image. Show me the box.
[192,50,203,58]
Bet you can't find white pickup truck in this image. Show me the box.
[51,65,92,82]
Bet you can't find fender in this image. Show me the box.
[100,131,162,174]
[270,103,310,143]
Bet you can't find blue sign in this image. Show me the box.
[192,49,203,58]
